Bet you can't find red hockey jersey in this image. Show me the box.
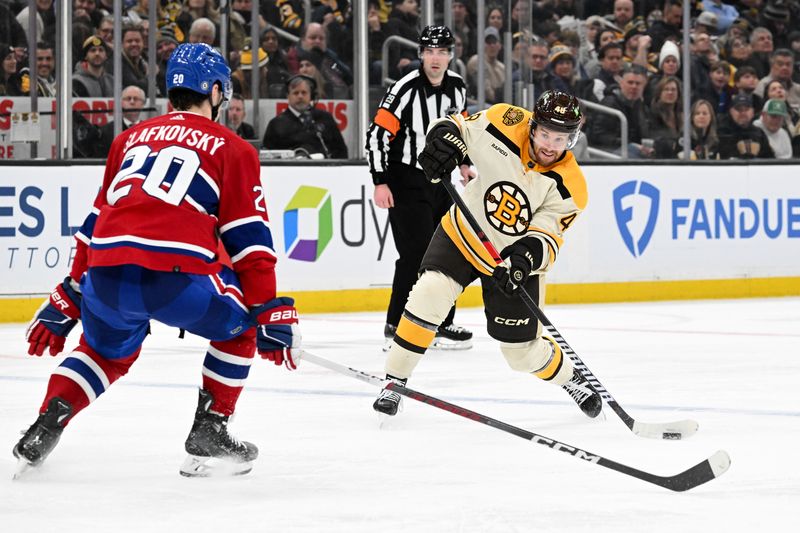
[70,111,276,307]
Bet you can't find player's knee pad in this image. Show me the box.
[500,336,573,384]
[405,270,464,326]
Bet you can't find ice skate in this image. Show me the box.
[382,323,397,352]
[180,389,258,477]
[430,323,473,350]
[561,370,603,418]
[12,397,72,479]
[373,376,406,426]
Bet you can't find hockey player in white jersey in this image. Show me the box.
[374,90,602,419]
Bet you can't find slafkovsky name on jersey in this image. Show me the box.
[124,123,227,155]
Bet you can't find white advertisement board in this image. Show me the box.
[0,164,396,296]
[549,164,800,284]
[1,162,798,297]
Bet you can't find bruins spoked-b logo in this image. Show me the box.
[484,182,531,236]
[502,107,524,126]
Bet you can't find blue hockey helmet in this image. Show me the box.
[166,43,232,103]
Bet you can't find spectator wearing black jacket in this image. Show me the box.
[262,75,348,159]
[0,43,23,96]
[648,0,682,52]
[589,63,652,158]
[384,0,421,79]
[717,93,775,159]
[648,76,683,158]
[227,94,256,140]
[0,3,27,49]
[121,25,149,96]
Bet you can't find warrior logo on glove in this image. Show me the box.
[418,123,468,184]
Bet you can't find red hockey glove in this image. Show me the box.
[26,277,82,356]
[252,297,302,370]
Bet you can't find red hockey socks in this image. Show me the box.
[201,328,256,416]
[39,335,140,424]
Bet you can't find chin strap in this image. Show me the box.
[209,91,224,122]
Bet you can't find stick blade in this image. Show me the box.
[661,450,731,492]
[632,418,699,440]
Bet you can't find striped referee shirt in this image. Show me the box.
[365,67,467,184]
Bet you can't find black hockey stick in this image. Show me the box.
[300,350,730,492]
[439,178,699,440]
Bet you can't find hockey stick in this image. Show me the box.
[439,178,699,440]
[299,350,730,492]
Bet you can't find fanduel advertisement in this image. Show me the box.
[550,164,800,284]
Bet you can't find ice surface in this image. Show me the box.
[1,298,798,532]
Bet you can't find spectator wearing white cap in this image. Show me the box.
[645,39,681,104]
[695,12,720,36]
[754,98,793,158]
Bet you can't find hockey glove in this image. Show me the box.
[253,297,302,370]
[418,124,468,184]
[26,277,82,356]
[492,238,544,296]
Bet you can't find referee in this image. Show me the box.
[366,25,473,350]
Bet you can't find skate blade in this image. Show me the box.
[12,458,34,480]
[377,412,392,429]
[179,455,254,478]
[430,338,473,351]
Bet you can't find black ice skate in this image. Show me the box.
[13,397,72,479]
[372,376,406,418]
[180,389,258,478]
[561,370,603,418]
[431,323,473,350]
[382,323,397,352]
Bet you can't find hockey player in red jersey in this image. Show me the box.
[14,43,301,478]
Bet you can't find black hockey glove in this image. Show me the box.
[419,123,467,184]
[492,238,544,296]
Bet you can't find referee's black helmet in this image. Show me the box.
[418,25,455,54]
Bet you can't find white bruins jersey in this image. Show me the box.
[433,104,588,277]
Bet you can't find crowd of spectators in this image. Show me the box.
[1,0,800,159]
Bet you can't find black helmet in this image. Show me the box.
[531,90,583,149]
[419,25,455,53]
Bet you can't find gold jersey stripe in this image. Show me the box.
[441,212,496,276]
[454,209,498,269]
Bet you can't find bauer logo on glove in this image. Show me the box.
[252,296,302,370]
[27,276,82,356]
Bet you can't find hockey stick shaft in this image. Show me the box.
[439,178,698,440]
[299,350,729,491]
